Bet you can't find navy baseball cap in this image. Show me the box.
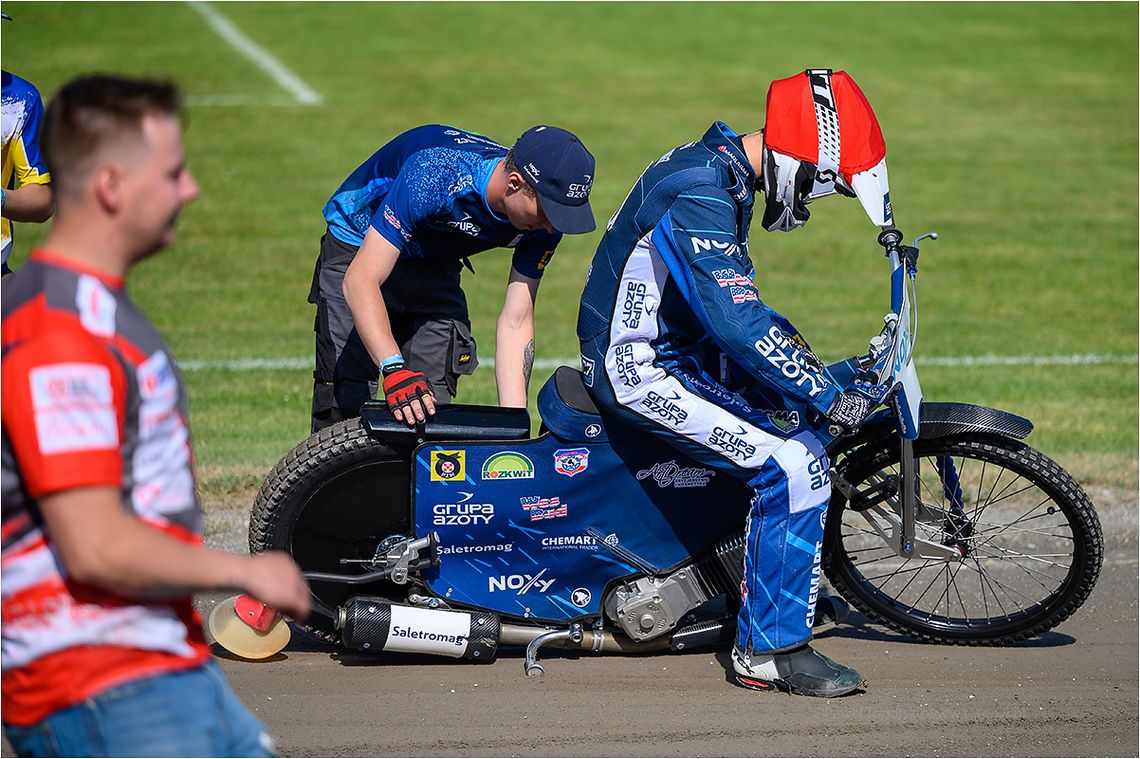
[512,125,596,234]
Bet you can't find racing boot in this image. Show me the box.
[731,644,864,697]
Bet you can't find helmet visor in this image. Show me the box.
[849,157,892,227]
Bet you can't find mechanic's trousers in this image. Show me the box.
[585,348,830,654]
[309,232,479,433]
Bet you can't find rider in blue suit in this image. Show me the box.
[578,69,894,697]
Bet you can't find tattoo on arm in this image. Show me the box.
[523,339,535,387]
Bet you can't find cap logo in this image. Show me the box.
[567,174,592,199]
[524,163,541,183]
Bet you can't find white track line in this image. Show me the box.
[186,1,322,106]
[178,353,1139,373]
[185,94,300,107]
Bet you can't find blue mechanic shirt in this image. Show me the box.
[578,121,841,418]
[323,124,561,279]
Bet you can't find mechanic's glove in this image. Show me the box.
[825,390,872,436]
[382,366,432,418]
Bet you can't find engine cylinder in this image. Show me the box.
[339,596,499,661]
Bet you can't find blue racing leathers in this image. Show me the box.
[578,122,844,654]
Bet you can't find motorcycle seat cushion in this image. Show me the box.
[538,366,629,443]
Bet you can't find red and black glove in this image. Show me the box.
[382,366,432,419]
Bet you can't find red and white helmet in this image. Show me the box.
[761,69,891,231]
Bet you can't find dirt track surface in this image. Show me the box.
[198,490,1138,759]
[3,493,1136,758]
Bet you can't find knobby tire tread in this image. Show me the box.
[249,419,404,643]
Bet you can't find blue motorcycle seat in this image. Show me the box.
[538,366,633,443]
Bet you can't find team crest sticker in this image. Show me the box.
[482,452,535,480]
[430,450,467,481]
[581,356,595,387]
[553,448,590,477]
[571,588,592,608]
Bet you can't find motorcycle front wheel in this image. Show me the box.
[249,419,412,642]
[823,435,1103,645]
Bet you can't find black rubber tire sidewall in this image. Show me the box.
[249,419,412,641]
[823,435,1103,645]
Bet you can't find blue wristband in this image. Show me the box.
[380,354,405,373]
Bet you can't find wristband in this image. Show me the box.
[380,353,406,375]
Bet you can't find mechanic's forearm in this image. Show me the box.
[342,261,401,366]
[494,316,534,408]
[2,183,53,223]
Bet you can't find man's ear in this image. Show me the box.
[505,171,527,194]
[92,164,123,213]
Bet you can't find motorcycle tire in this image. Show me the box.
[823,434,1103,646]
[249,419,412,642]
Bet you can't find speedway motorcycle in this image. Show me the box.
[212,227,1103,674]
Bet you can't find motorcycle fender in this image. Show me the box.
[832,402,1033,453]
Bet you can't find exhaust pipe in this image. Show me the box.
[336,596,724,667]
[337,596,500,661]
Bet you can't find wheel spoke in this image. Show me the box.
[831,439,1096,640]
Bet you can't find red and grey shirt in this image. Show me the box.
[1,251,210,726]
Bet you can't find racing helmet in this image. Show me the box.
[761,69,892,232]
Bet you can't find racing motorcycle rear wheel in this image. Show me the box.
[823,435,1103,645]
[249,419,412,642]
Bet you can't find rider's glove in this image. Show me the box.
[382,365,432,417]
[825,390,872,435]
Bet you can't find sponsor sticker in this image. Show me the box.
[754,325,827,398]
[635,460,715,488]
[76,275,117,338]
[613,344,641,388]
[553,448,589,477]
[540,533,617,551]
[432,495,495,526]
[386,605,471,657]
[767,410,801,433]
[383,205,412,242]
[438,542,513,556]
[446,212,481,237]
[571,588,593,607]
[581,355,595,387]
[706,425,757,461]
[430,450,467,481]
[482,452,535,480]
[691,237,740,258]
[489,568,554,594]
[30,363,118,455]
[639,390,689,426]
[620,282,649,330]
[521,496,567,521]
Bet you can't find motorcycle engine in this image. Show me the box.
[604,532,745,642]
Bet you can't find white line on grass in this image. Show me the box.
[178,353,1140,373]
[186,1,322,106]
[185,94,301,107]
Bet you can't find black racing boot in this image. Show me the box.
[731,644,864,697]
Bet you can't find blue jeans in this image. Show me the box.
[3,660,275,757]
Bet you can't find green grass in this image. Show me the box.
[4,2,1136,503]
